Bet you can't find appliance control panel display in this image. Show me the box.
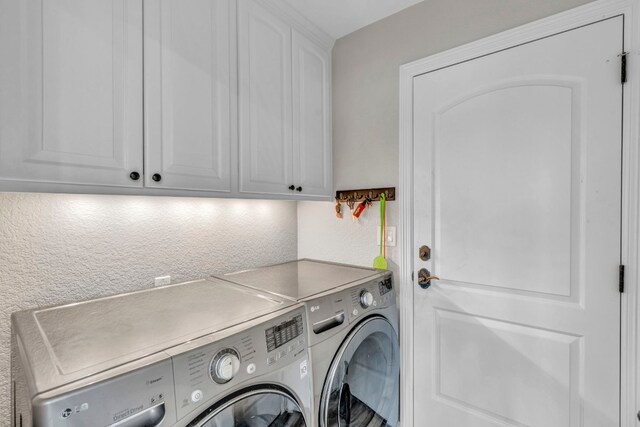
[379,277,393,295]
[265,314,303,352]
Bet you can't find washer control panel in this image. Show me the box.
[170,306,308,422]
[348,273,394,321]
[306,272,394,342]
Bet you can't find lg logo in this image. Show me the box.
[61,408,72,419]
[310,305,320,312]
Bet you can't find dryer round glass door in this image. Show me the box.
[189,388,307,427]
[320,316,400,427]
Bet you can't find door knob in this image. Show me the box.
[417,268,439,289]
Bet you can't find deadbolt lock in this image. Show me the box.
[419,245,431,261]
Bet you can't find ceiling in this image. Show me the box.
[281,0,424,39]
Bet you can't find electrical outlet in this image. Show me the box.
[377,226,396,247]
[154,275,171,287]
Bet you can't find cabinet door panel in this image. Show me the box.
[238,0,293,195]
[292,29,331,197]
[144,0,231,191]
[0,0,143,187]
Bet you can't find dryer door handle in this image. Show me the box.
[108,402,165,427]
[312,311,346,334]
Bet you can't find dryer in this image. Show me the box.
[220,260,400,427]
[11,277,312,427]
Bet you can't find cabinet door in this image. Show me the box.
[0,0,143,187]
[144,0,231,192]
[292,29,331,197]
[238,0,293,195]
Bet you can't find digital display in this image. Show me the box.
[265,315,303,352]
[379,278,393,295]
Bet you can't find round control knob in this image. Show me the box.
[360,290,374,308]
[210,349,240,384]
[191,389,203,403]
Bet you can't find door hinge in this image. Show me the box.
[621,52,628,84]
[411,271,414,281]
[619,264,625,293]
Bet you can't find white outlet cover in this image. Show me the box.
[377,226,396,247]
[154,275,171,287]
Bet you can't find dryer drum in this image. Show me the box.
[188,386,307,427]
[320,316,400,427]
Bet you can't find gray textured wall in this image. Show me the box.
[0,192,297,422]
[298,0,594,273]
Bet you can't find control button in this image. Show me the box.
[267,356,276,365]
[353,309,359,316]
[373,300,378,307]
[191,390,203,403]
[247,363,257,374]
[360,290,374,308]
[210,348,241,384]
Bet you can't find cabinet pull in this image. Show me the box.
[152,173,162,182]
[288,185,295,190]
[129,171,140,181]
[296,186,303,192]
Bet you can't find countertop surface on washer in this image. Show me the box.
[13,277,291,393]
[221,259,383,301]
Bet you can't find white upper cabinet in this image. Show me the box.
[238,0,332,198]
[0,0,333,198]
[144,0,232,192]
[238,0,293,195]
[0,0,144,188]
[292,29,331,197]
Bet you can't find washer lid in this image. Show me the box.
[221,259,383,301]
[13,278,290,395]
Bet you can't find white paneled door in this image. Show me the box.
[413,17,622,426]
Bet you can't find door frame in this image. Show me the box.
[398,0,640,425]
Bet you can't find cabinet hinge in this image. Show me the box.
[619,264,625,293]
[621,52,628,84]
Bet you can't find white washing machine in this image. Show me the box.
[11,277,313,427]
[220,260,400,427]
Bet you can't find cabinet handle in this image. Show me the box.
[296,186,303,192]
[288,185,295,190]
[129,171,140,181]
[152,173,162,182]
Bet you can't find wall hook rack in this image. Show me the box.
[335,187,396,203]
